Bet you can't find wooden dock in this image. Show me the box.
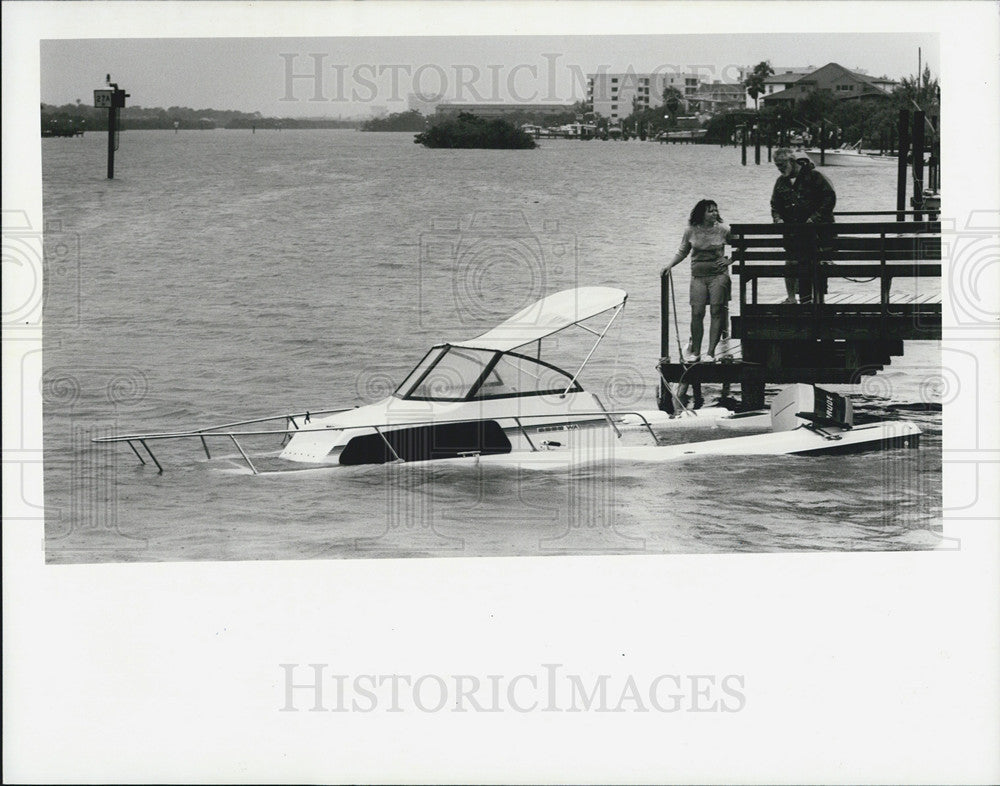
[658,216,942,411]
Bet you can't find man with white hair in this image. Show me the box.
[770,148,837,304]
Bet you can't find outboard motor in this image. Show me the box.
[770,384,853,433]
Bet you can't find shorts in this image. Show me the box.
[690,272,731,308]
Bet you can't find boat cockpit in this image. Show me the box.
[393,345,583,403]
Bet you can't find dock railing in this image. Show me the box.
[658,212,942,411]
[729,215,942,339]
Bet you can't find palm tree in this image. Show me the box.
[662,86,684,128]
[743,61,774,110]
[895,65,940,123]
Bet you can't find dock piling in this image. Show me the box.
[896,110,911,222]
[911,111,925,222]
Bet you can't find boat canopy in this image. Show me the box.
[450,286,627,352]
[393,287,628,402]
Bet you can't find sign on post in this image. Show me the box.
[96,78,128,179]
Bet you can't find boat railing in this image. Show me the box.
[92,409,669,474]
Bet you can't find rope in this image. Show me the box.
[668,269,741,363]
[663,268,763,413]
[663,271,694,414]
[666,270,733,413]
[667,270,686,358]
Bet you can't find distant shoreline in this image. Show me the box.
[40,102,364,132]
[41,126,367,132]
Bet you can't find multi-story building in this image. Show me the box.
[745,63,897,109]
[586,71,708,123]
[691,80,746,116]
[760,62,897,108]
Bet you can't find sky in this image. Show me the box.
[38,32,940,118]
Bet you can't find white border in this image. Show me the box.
[4,3,999,783]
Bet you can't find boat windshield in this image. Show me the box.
[394,347,447,397]
[395,345,581,401]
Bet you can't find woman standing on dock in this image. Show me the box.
[662,199,734,362]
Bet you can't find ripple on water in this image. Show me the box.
[41,132,942,563]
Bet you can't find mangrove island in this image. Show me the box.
[414,112,536,149]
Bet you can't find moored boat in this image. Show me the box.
[657,129,708,141]
[803,147,897,166]
[93,287,920,474]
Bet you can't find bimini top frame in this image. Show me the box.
[449,286,627,353]
[448,286,628,397]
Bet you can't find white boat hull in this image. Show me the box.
[278,391,620,464]
[260,386,922,471]
[413,420,921,471]
[804,149,897,167]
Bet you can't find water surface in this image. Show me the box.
[41,130,942,562]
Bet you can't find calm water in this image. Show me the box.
[41,130,942,563]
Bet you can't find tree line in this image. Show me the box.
[360,110,427,132]
[40,103,360,132]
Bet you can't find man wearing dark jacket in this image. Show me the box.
[771,148,837,303]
